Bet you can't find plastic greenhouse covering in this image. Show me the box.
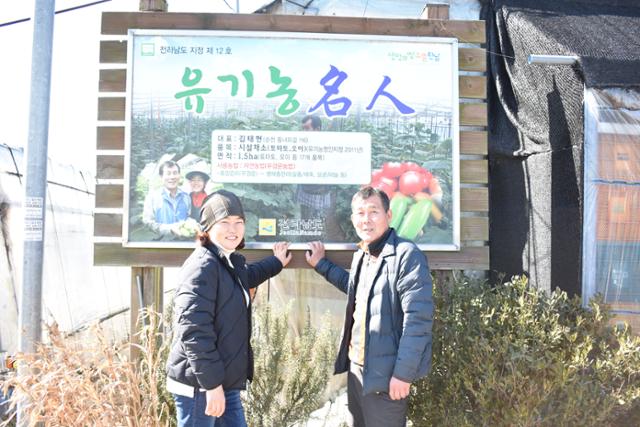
[0,144,131,355]
[583,88,640,329]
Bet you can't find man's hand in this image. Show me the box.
[273,241,292,267]
[389,377,411,400]
[305,241,325,268]
[205,385,225,417]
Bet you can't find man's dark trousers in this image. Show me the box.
[347,362,407,427]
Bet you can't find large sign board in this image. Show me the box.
[124,30,460,250]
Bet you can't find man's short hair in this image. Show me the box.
[352,186,390,212]
[302,115,322,130]
[159,160,180,176]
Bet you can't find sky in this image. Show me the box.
[0,0,267,172]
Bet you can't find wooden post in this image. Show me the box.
[130,267,163,360]
[139,0,168,12]
[421,3,450,20]
[422,3,454,285]
[128,0,168,364]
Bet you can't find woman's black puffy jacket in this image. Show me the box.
[166,242,283,391]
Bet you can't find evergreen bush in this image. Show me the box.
[408,276,640,427]
[244,303,336,427]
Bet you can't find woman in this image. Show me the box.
[186,169,210,221]
[166,190,291,427]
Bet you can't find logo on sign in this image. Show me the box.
[258,219,276,236]
[141,43,155,56]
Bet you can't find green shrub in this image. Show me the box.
[408,276,640,427]
[244,303,336,427]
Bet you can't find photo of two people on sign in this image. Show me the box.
[139,154,221,241]
[138,115,342,242]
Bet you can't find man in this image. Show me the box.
[305,186,433,427]
[296,115,343,241]
[301,114,322,132]
[142,160,191,235]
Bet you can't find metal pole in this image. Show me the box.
[18,0,55,425]
[236,0,240,13]
[528,54,579,65]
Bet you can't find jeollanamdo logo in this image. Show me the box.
[258,219,276,236]
[141,43,155,56]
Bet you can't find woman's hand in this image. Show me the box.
[273,241,292,267]
[205,385,225,417]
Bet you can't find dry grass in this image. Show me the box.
[0,302,339,427]
[0,310,174,427]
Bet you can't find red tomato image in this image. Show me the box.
[428,177,442,195]
[382,162,406,178]
[370,168,384,183]
[373,176,398,199]
[399,171,428,196]
[420,171,432,189]
[403,161,426,174]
